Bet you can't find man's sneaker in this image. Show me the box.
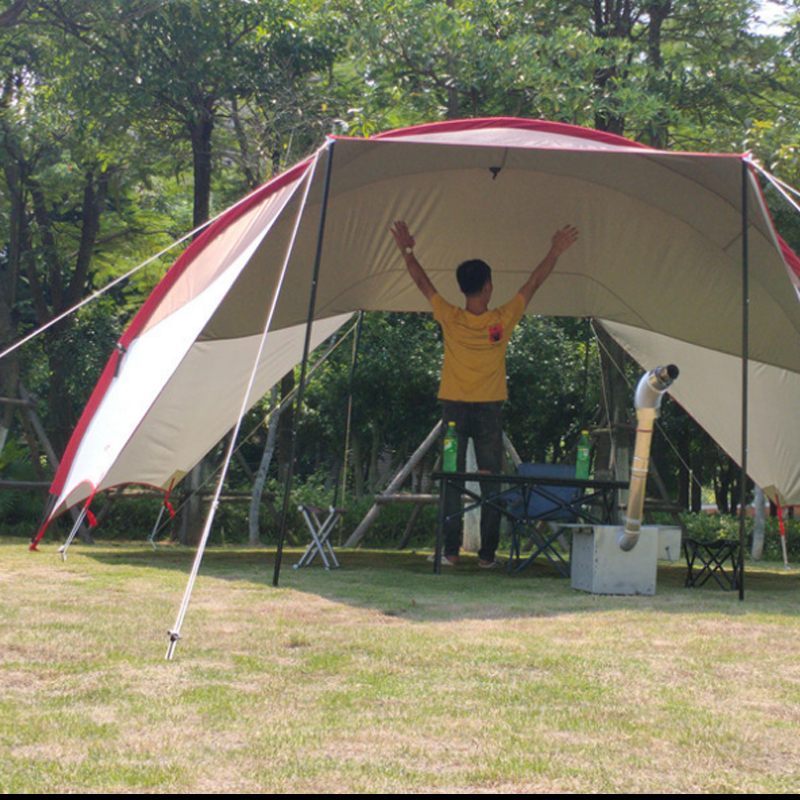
[427,553,457,566]
[478,558,503,570]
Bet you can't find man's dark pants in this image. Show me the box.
[441,400,504,562]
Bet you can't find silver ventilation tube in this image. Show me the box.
[618,365,679,552]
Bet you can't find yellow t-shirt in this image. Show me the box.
[430,293,526,402]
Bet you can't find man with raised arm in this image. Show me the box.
[390,220,579,568]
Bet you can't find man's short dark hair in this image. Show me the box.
[456,259,492,296]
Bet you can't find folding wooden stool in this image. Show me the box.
[294,505,345,570]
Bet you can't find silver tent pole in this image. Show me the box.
[165,157,320,661]
[273,139,336,588]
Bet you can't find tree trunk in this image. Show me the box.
[230,96,261,190]
[593,323,633,485]
[188,108,215,229]
[45,325,78,453]
[715,460,737,515]
[249,401,282,544]
[592,0,634,136]
[0,0,32,28]
[277,370,295,483]
[22,165,110,454]
[714,474,728,514]
[752,485,766,560]
[676,429,690,510]
[351,437,365,500]
[643,0,673,148]
[445,0,460,120]
[690,460,703,513]
[0,274,18,458]
[0,158,23,455]
[179,459,205,546]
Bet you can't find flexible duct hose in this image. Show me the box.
[618,365,679,552]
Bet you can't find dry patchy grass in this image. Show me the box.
[1,538,800,792]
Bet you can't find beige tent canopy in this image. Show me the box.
[29,117,800,655]
[33,117,800,546]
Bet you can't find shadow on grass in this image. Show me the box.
[42,539,800,623]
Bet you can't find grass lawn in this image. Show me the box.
[1,537,800,793]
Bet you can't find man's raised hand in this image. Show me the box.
[390,220,416,254]
[551,224,579,256]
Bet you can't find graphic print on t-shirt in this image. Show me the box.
[489,324,504,343]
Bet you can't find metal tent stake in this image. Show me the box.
[148,503,167,550]
[166,629,181,660]
[57,504,89,561]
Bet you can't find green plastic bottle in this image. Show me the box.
[443,422,458,472]
[575,430,591,480]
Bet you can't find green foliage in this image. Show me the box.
[677,510,745,542]
[337,496,438,548]
[338,0,799,157]
[299,312,441,493]
[0,435,43,536]
[339,0,606,125]
[650,393,726,512]
[760,514,800,561]
[87,494,164,542]
[254,472,438,549]
[0,433,27,474]
[505,316,597,462]
[76,0,346,201]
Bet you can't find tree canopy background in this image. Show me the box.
[1,0,799,541]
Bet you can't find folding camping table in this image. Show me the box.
[294,505,345,570]
[432,470,627,575]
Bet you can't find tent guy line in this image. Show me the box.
[755,162,800,218]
